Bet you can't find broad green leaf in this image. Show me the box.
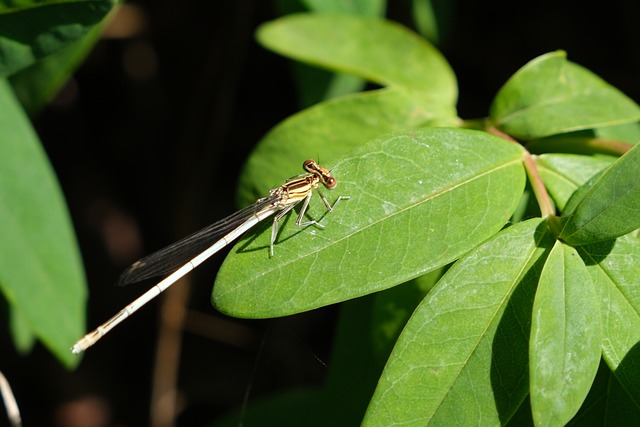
[276,0,385,107]
[236,87,458,205]
[530,242,601,426]
[490,51,640,140]
[559,143,640,245]
[579,235,640,408]
[0,79,85,367]
[535,153,615,211]
[215,128,525,315]
[363,219,553,426]
[0,0,116,77]
[256,14,457,104]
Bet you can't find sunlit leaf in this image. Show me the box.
[216,128,525,317]
[535,153,615,211]
[257,14,457,103]
[559,143,640,244]
[530,241,601,426]
[363,219,553,426]
[490,51,640,140]
[236,87,458,205]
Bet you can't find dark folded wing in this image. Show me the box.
[118,195,280,285]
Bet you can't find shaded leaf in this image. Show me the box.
[568,359,640,426]
[363,219,553,426]
[212,388,325,427]
[369,269,443,366]
[579,234,640,408]
[214,287,404,427]
[412,0,440,43]
[9,15,108,114]
[0,0,116,77]
[559,143,640,244]
[216,128,525,317]
[529,242,601,426]
[594,121,640,144]
[301,0,385,16]
[9,306,35,353]
[0,79,85,367]
[490,51,640,140]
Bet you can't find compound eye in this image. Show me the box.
[303,159,315,171]
[325,176,337,189]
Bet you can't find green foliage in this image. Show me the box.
[529,242,600,426]
[0,0,117,366]
[490,51,640,140]
[0,0,116,77]
[215,128,524,316]
[211,13,640,427]
[0,80,86,368]
[1,2,639,424]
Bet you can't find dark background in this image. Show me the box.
[2,1,638,426]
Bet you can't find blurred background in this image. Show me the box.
[1,0,638,426]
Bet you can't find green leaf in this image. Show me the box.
[212,388,325,427]
[300,0,385,16]
[559,143,640,244]
[535,153,615,211]
[0,0,116,77]
[579,234,640,408]
[256,14,457,103]
[0,79,85,367]
[526,125,638,157]
[213,290,399,427]
[9,13,108,114]
[529,241,601,426]
[594,121,640,144]
[215,128,525,316]
[369,269,442,366]
[9,305,36,353]
[490,51,640,140]
[276,0,385,107]
[363,219,553,426]
[321,294,397,425]
[236,87,458,206]
[412,0,440,43]
[569,359,640,425]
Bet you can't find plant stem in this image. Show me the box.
[487,126,555,218]
[522,152,555,217]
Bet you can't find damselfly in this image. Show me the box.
[71,159,347,353]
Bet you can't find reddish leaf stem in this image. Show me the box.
[487,126,555,218]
